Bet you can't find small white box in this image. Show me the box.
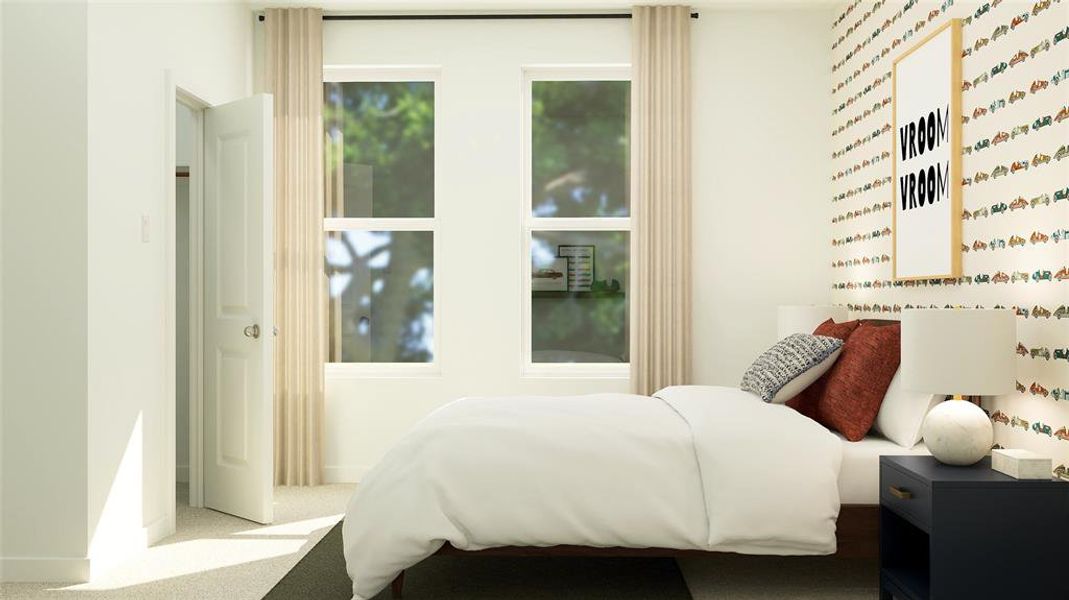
[991,449,1052,480]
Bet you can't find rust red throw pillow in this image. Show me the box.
[797,323,901,441]
[785,319,861,418]
[811,318,861,341]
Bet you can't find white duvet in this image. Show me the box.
[342,385,843,600]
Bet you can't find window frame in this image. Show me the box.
[521,65,633,379]
[323,65,442,378]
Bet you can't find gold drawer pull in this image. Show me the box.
[889,486,913,500]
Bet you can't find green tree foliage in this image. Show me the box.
[531,80,630,218]
[324,82,435,362]
[324,81,434,218]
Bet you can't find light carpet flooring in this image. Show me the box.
[2,483,879,599]
[1,483,354,600]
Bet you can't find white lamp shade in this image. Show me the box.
[777,305,849,339]
[901,309,1016,396]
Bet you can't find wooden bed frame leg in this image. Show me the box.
[390,570,405,599]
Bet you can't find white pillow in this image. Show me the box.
[872,369,941,447]
[770,348,841,403]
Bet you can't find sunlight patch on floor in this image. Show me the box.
[52,537,309,591]
[233,514,344,537]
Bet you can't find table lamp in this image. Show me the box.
[777,305,849,339]
[901,308,1016,466]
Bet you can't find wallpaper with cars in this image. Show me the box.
[829,0,1069,474]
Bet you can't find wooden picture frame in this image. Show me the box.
[891,19,962,281]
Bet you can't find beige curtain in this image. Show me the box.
[630,6,693,395]
[265,7,325,486]
[323,99,344,363]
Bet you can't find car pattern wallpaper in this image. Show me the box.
[829,0,1068,475]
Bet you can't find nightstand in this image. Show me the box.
[879,455,1069,600]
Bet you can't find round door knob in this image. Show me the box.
[243,324,261,339]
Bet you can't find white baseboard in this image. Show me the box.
[142,514,175,547]
[84,515,174,579]
[0,556,90,583]
[176,464,189,483]
[323,464,370,483]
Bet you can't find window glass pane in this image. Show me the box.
[531,80,630,218]
[324,81,434,218]
[326,231,434,362]
[530,230,629,363]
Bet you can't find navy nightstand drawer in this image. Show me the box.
[879,462,931,531]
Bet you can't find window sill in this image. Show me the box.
[325,363,442,379]
[325,363,630,380]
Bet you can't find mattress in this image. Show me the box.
[837,433,929,504]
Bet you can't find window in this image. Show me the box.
[323,69,439,371]
[523,68,631,375]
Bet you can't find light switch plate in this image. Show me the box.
[141,214,151,243]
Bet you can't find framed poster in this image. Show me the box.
[558,245,594,292]
[892,19,962,280]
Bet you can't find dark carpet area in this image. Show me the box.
[263,523,693,600]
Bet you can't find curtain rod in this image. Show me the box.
[257,12,699,22]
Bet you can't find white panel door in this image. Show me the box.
[203,94,274,524]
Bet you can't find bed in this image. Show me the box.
[342,385,926,600]
[342,321,923,600]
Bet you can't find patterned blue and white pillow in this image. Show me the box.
[740,334,844,404]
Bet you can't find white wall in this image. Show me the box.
[85,1,252,569]
[0,0,91,581]
[691,8,832,386]
[2,1,252,581]
[320,9,831,481]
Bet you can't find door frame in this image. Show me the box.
[160,72,211,542]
